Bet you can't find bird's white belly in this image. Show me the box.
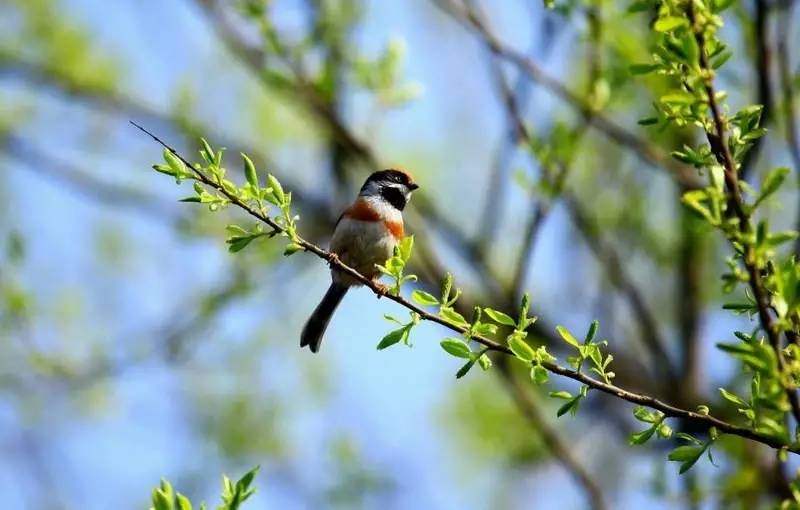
[330,218,397,285]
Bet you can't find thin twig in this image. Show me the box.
[132,120,800,455]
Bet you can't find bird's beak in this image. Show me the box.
[409,183,419,191]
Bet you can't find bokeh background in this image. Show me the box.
[2,0,800,508]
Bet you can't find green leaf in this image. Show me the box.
[766,231,799,247]
[633,406,657,423]
[473,323,498,336]
[152,489,173,510]
[153,163,177,176]
[637,117,659,126]
[440,307,468,326]
[411,290,439,306]
[549,390,573,400]
[518,293,531,326]
[556,325,580,347]
[668,445,702,462]
[176,494,192,510]
[627,0,653,12]
[283,242,303,256]
[441,272,453,302]
[660,92,695,104]
[241,153,259,188]
[629,425,657,445]
[235,465,259,494]
[629,63,659,75]
[455,358,477,378]
[377,327,407,350]
[719,387,749,407]
[711,49,732,69]
[585,320,599,342]
[199,138,215,163]
[385,256,405,275]
[654,16,688,32]
[267,174,285,204]
[531,365,549,385]
[556,394,583,417]
[509,336,536,362]
[227,236,258,253]
[163,148,185,175]
[226,224,248,235]
[668,445,706,474]
[478,353,492,370]
[754,167,789,208]
[483,308,516,327]
[383,314,403,325]
[440,337,473,358]
[398,235,414,262]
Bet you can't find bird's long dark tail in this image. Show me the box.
[300,283,348,353]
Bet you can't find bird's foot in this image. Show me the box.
[372,281,390,298]
[326,252,340,267]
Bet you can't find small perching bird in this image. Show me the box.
[300,169,419,352]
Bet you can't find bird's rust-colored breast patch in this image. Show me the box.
[342,197,404,240]
[384,220,404,241]
[343,198,382,222]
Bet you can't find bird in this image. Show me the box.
[300,169,419,353]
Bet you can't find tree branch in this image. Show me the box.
[688,1,800,427]
[132,120,800,455]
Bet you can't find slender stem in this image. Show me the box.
[132,120,800,455]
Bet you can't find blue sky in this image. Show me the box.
[0,0,778,508]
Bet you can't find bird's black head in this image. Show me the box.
[360,168,419,211]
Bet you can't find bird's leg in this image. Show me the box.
[372,279,390,298]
